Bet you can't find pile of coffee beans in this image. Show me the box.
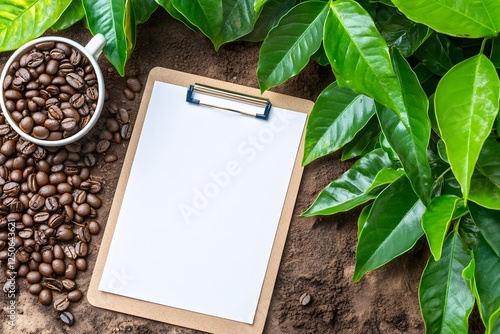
[2,41,99,141]
[0,79,136,326]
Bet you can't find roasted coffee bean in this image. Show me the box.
[69,93,85,108]
[57,225,74,242]
[39,262,54,277]
[3,181,20,196]
[42,277,63,292]
[26,271,42,284]
[39,289,53,306]
[60,311,74,326]
[65,263,77,280]
[74,241,88,257]
[16,67,31,83]
[77,225,91,242]
[54,297,70,311]
[67,289,83,302]
[59,62,74,74]
[123,87,135,100]
[39,184,57,197]
[62,279,76,291]
[75,257,87,271]
[126,77,142,93]
[26,52,44,67]
[86,86,98,101]
[29,283,43,295]
[18,263,30,277]
[120,123,133,140]
[117,108,129,124]
[66,73,84,89]
[48,105,63,120]
[42,249,54,263]
[96,139,110,153]
[50,48,66,60]
[19,228,33,239]
[32,125,50,139]
[84,154,96,167]
[76,203,91,216]
[52,259,66,276]
[4,89,23,100]
[73,189,87,204]
[16,249,30,263]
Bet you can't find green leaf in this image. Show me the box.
[421,194,461,261]
[0,0,72,51]
[435,54,500,202]
[302,149,396,216]
[357,203,372,239]
[242,0,295,42]
[51,0,84,31]
[170,0,222,45]
[376,6,431,57]
[437,140,448,163]
[254,0,269,11]
[476,138,500,188]
[172,0,260,49]
[325,1,433,205]
[156,0,198,32]
[354,176,425,281]
[419,232,474,334]
[469,172,500,210]
[458,215,480,250]
[365,167,404,193]
[391,0,500,38]
[303,83,376,165]
[474,233,500,333]
[413,33,464,76]
[257,1,328,92]
[83,0,133,76]
[378,132,398,161]
[132,0,158,24]
[341,115,380,161]
[469,203,500,258]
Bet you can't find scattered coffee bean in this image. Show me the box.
[126,77,142,93]
[123,87,135,100]
[28,283,43,295]
[67,289,82,302]
[60,311,74,326]
[299,292,312,306]
[39,289,53,306]
[54,297,70,311]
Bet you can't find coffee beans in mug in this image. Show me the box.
[3,42,99,141]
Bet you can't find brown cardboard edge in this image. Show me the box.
[88,67,313,334]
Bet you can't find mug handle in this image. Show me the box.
[84,34,106,60]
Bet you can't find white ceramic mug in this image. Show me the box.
[0,34,106,147]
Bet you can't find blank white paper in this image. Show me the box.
[99,81,307,324]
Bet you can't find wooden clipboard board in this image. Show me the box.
[88,67,313,334]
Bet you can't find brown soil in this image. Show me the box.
[0,10,485,334]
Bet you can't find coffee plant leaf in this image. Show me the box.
[473,233,500,333]
[435,54,500,202]
[357,203,372,240]
[421,194,461,261]
[0,0,72,51]
[257,1,328,92]
[492,38,500,69]
[376,6,431,57]
[341,115,380,161]
[326,1,433,205]
[419,231,474,334]
[156,0,198,32]
[365,167,404,193]
[469,203,500,258]
[303,83,376,165]
[52,0,85,31]
[354,175,425,281]
[253,0,269,11]
[83,0,134,76]
[392,0,500,38]
[132,0,158,24]
[413,33,464,76]
[171,0,260,50]
[302,149,396,217]
[242,0,295,42]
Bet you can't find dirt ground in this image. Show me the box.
[0,10,485,334]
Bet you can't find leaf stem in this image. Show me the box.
[480,38,488,55]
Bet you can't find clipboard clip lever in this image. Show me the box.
[186,83,271,120]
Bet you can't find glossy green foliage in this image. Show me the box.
[83,0,134,76]
[435,54,500,202]
[168,0,260,50]
[421,195,461,261]
[419,232,474,334]
[354,176,425,281]
[257,1,328,92]
[0,0,72,50]
[302,149,397,216]
[303,83,376,165]
[242,0,295,42]
[391,0,500,38]
[473,233,500,332]
[52,0,84,31]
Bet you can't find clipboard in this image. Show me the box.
[88,67,313,334]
